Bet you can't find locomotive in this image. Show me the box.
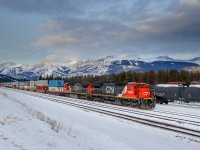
[61,82,156,109]
[153,82,200,104]
[0,80,156,109]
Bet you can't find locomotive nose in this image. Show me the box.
[139,89,150,98]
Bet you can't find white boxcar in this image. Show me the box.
[30,81,37,91]
[49,87,64,92]
[6,82,12,88]
[11,82,18,88]
[37,80,48,86]
[22,81,30,90]
[30,81,37,86]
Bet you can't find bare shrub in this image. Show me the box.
[67,125,72,135]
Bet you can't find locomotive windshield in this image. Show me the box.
[138,85,144,88]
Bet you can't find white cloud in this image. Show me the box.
[36,34,77,47]
[32,0,200,61]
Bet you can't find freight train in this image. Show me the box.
[0,80,156,109]
[152,82,200,104]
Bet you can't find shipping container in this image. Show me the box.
[6,82,12,88]
[49,80,64,87]
[49,87,64,92]
[30,81,37,86]
[30,81,37,91]
[37,86,48,92]
[23,86,30,90]
[11,82,18,88]
[24,81,30,86]
[30,86,36,91]
[37,80,48,86]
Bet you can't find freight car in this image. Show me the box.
[153,82,200,104]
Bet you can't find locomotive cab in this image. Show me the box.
[87,83,94,94]
[64,83,71,92]
[137,83,151,99]
[121,82,138,98]
[121,82,151,99]
[121,82,155,109]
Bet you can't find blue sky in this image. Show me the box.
[0,0,200,65]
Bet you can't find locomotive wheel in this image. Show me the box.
[164,100,168,104]
[140,100,156,110]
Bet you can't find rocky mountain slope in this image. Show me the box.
[0,56,199,80]
[0,74,26,82]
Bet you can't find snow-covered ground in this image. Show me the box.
[0,88,199,150]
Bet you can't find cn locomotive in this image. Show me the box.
[0,80,156,109]
[61,82,156,109]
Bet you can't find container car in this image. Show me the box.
[36,80,48,92]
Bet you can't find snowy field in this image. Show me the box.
[0,88,199,150]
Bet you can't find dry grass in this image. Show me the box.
[185,66,200,72]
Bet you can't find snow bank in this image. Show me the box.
[0,88,199,150]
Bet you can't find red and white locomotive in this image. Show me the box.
[62,82,155,109]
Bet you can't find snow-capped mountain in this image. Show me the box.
[142,56,200,65]
[0,56,199,80]
[30,60,70,78]
[0,74,26,82]
[0,62,30,79]
[189,57,200,65]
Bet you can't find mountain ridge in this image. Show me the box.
[0,74,27,82]
[0,56,199,80]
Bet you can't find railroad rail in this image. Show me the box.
[3,88,200,138]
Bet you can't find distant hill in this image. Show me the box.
[0,56,199,80]
[185,66,200,72]
[0,74,27,83]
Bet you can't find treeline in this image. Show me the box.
[39,69,200,85]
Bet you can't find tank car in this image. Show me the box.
[154,82,200,103]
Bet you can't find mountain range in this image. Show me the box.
[0,74,27,82]
[0,56,199,80]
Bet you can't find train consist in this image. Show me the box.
[0,80,156,109]
[153,82,200,104]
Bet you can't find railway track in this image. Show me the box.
[168,102,200,108]
[152,109,200,119]
[27,92,200,127]
[4,88,200,138]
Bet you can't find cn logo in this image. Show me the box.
[74,86,79,92]
[106,86,114,94]
[143,92,150,96]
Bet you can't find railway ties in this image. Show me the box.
[28,91,200,127]
[5,88,200,138]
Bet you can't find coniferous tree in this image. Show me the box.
[148,70,156,85]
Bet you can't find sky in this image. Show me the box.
[0,0,200,65]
